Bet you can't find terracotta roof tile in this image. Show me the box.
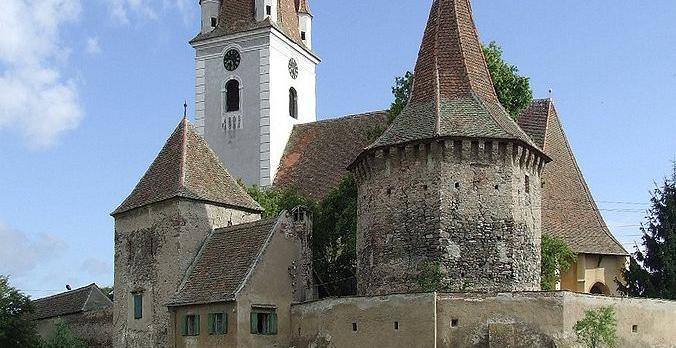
[169,218,279,305]
[366,0,540,153]
[31,284,112,320]
[191,0,314,57]
[518,99,627,256]
[274,111,388,200]
[112,118,262,215]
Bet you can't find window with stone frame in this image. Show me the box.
[225,80,240,112]
[250,307,278,335]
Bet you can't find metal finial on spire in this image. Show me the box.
[183,100,188,119]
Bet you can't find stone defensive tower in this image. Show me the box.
[349,0,550,296]
[111,118,263,347]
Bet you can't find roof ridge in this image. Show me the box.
[33,283,96,303]
[311,110,387,125]
[214,217,278,233]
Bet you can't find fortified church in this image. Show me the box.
[106,0,675,347]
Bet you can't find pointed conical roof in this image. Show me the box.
[369,0,539,151]
[518,99,627,256]
[112,118,263,215]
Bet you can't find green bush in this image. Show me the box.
[574,306,618,348]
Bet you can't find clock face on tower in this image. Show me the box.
[223,49,241,71]
[288,58,298,79]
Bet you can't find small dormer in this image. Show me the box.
[200,0,221,34]
[297,0,312,48]
[256,0,278,22]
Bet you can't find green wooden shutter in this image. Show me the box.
[224,313,228,334]
[250,312,258,334]
[207,313,214,335]
[195,315,200,336]
[269,313,278,335]
[181,316,188,336]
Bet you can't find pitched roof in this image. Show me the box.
[112,118,262,215]
[518,99,627,256]
[367,0,540,152]
[169,218,280,306]
[296,0,312,16]
[31,284,112,320]
[274,111,389,200]
[191,0,315,58]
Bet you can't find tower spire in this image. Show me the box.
[364,0,542,153]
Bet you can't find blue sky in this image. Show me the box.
[0,1,674,298]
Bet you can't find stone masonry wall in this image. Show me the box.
[113,198,260,348]
[352,139,545,295]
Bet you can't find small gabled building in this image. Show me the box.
[31,283,113,347]
[518,99,628,295]
[167,208,313,348]
[112,117,263,347]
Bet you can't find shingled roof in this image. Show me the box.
[31,284,112,321]
[112,118,262,215]
[191,0,315,58]
[296,0,311,16]
[169,218,280,306]
[366,0,540,153]
[274,111,388,200]
[518,99,627,256]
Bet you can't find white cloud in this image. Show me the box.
[0,0,83,149]
[0,223,67,276]
[86,37,102,55]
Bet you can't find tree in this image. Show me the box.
[0,275,41,348]
[541,234,577,290]
[41,319,86,348]
[618,166,676,299]
[313,175,359,296]
[573,306,618,348]
[244,184,316,219]
[387,42,532,123]
[482,41,533,118]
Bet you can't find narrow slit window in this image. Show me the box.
[525,175,530,194]
[301,31,306,40]
[133,293,143,320]
[289,87,298,119]
[210,17,217,28]
[352,322,357,331]
[266,5,272,15]
[225,80,240,112]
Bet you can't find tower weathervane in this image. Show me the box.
[183,100,188,119]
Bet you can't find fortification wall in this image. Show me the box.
[290,291,676,348]
[36,308,113,348]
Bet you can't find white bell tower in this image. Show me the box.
[192,0,319,186]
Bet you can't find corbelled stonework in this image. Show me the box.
[350,0,549,296]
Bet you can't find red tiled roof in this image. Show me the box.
[169,218,279,306]
[366,0,540,154]
[518,99,627,256]
[274,111,388,200]
[31,284,112,320]
[112,118,262,215]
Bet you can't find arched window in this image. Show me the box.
[225,80,240,112]
[289,87,298,119]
